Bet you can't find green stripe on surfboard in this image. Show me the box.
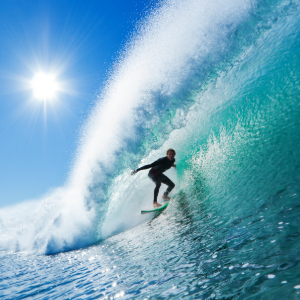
[141,201,169,214]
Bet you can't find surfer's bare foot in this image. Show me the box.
[153,202,162,208]
[162,195,171,200]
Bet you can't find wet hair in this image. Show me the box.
[166,148,176,156]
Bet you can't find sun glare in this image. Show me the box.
[31,72,58,100]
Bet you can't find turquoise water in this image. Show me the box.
[1,0,300,298]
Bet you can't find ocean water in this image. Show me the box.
[1,0,300,298]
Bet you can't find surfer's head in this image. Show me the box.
[166,148,176,160]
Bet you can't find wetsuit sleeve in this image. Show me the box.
[136,159,162,172]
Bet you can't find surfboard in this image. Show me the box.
[141,201,169,214]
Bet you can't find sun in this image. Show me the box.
[31,72,59,100]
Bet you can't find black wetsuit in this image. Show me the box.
[136,156,175,203]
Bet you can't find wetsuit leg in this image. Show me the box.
[148,174,162,203]
[156,174,175,196]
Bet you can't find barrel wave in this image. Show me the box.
[1,0,300,298]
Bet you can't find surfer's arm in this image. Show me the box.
[131,159,161,175]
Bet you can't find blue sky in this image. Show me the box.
[0,0,153,207]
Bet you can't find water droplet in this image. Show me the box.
[282,281,287,284]
[294,285,300,289]
[267,274,275,279]
[278,222,283,224]
[255,273,260,276]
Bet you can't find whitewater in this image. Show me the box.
[1,0,300,298]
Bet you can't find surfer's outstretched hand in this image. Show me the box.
[131,170,137,176]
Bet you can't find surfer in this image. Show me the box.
[131,149,176,208]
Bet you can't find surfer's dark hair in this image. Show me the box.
[166,148,176,156]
